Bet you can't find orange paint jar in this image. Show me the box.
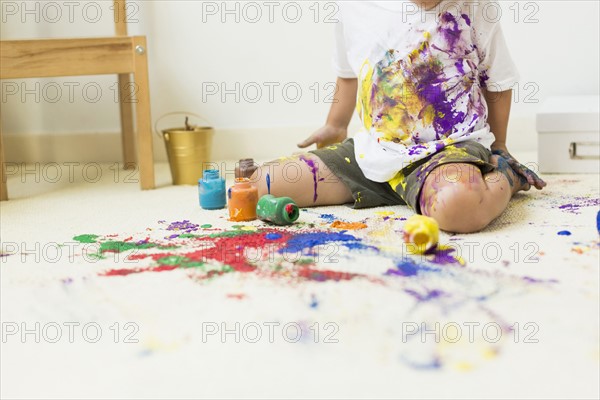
[228,178,258,222]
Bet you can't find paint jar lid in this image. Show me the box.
[234,177,252,187]
[202,169,221,180]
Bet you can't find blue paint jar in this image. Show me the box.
[198,169,226,210]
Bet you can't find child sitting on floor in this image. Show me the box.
[251,0,546,233]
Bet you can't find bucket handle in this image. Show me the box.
[154,111,213,139]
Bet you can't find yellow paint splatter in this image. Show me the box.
[143,337,181,353]
[482,347,498,360]
[388,170,408,191]
[240,225,258,231]
[368,220,394,239]
[345,157,351,163]
[358,60,374,130]
[375,211,395,217]
[454,362,474,372]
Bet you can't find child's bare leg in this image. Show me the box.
[419,156,529,233]
[250,154,353,207]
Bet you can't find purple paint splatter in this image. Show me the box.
[558,198,600,214]
[299,156,320,203]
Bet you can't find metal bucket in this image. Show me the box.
[157,113,214,185]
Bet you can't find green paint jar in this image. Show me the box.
[256,195,299,225]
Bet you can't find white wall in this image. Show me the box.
[2,0,599,161]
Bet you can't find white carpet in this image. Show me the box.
[1,158,598,399]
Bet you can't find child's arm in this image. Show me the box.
[298,77,358,148]
[484,89,547,190]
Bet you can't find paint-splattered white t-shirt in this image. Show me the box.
[333,0,520,182]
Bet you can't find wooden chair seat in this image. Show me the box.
[0,1,155,200]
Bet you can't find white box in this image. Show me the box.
[537,95,600,173]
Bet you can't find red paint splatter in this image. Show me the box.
[101,268,140,276]
[100,264,179,276]
[226,293,247,300]
[182,230,291,272]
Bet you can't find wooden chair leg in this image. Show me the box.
[118,73,136,170]
[0,120,7,201]
[132,36,155,190]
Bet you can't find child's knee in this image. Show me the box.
[421,164,491,233]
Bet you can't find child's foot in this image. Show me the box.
[489,154,531,194]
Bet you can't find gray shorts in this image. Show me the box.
[309,138,494,213]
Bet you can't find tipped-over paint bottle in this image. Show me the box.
[198,169,226,210]
[228,178,258,221]
[402,215,439,254]
[235,158,258,179]
[256,195,299,225]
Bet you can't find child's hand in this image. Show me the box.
[297,125,347,149]
[491,147,547,190]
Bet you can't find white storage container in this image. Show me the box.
[537,95,599,173]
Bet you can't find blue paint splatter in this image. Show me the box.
[265,233,282,240]
[557,230,572,236]
[386,259,446,278]
[400,356,442,370]
[404,289,445,302]
[309,294,319,309]
[319,214,336,223]
[279,232,372,254]
[522,277,559,284]
[596,210,600,233]
[266,173,271,195]
[386,260,423,276]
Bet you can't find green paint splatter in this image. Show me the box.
[73,234,99,243]
[208,231,255,239]
[99,241,156,253]
[201,224,212,229]
[157,255,204,269]
[180,231,257,239]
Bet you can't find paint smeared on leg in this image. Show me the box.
[299,155,323,203]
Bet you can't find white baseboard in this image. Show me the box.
[3,116,537,163]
